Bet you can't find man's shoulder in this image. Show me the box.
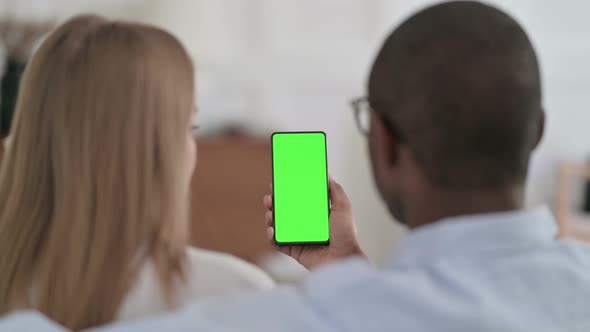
[297,244,590,331]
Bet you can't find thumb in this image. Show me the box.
[328,176,351,212]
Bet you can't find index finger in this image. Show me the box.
[263,195,273,210]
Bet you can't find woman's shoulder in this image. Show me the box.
[184,247,275,294]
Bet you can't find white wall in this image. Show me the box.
[3,0,590,264]
[128,0,590,264]
[129,0,415,264]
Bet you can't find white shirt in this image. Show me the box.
[118,247,275,321]
[5,207,590,331]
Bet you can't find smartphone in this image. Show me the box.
[271,131,330,246]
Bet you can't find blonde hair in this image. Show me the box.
[0,15,195,329]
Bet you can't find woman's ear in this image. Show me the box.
[533,109,545,150]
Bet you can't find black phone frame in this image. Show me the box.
[270,131,331,246]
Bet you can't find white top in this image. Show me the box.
[257,253,308,284]
[117,247,275,321]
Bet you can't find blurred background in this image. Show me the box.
[1,0,590,270]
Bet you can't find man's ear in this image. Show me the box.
[533,109,545,149]
[370,113,399,167]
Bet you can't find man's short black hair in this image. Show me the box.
[369,1,542,190]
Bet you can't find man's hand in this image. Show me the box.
[263,177,368,270]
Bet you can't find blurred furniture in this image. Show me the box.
[0,59,26,137]
[556,162,590,242]
[190,131,273,263]
[1,20,54,137]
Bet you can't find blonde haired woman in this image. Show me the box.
[0,15,273,330]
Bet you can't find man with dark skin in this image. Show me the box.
[4,1,590,331]
[364,0,543,229]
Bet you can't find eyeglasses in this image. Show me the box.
[350,96,405,141]
[350,97,371,136]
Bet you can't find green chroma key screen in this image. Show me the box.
[271,132,330,245]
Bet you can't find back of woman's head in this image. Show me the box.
[0,15,195,329]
